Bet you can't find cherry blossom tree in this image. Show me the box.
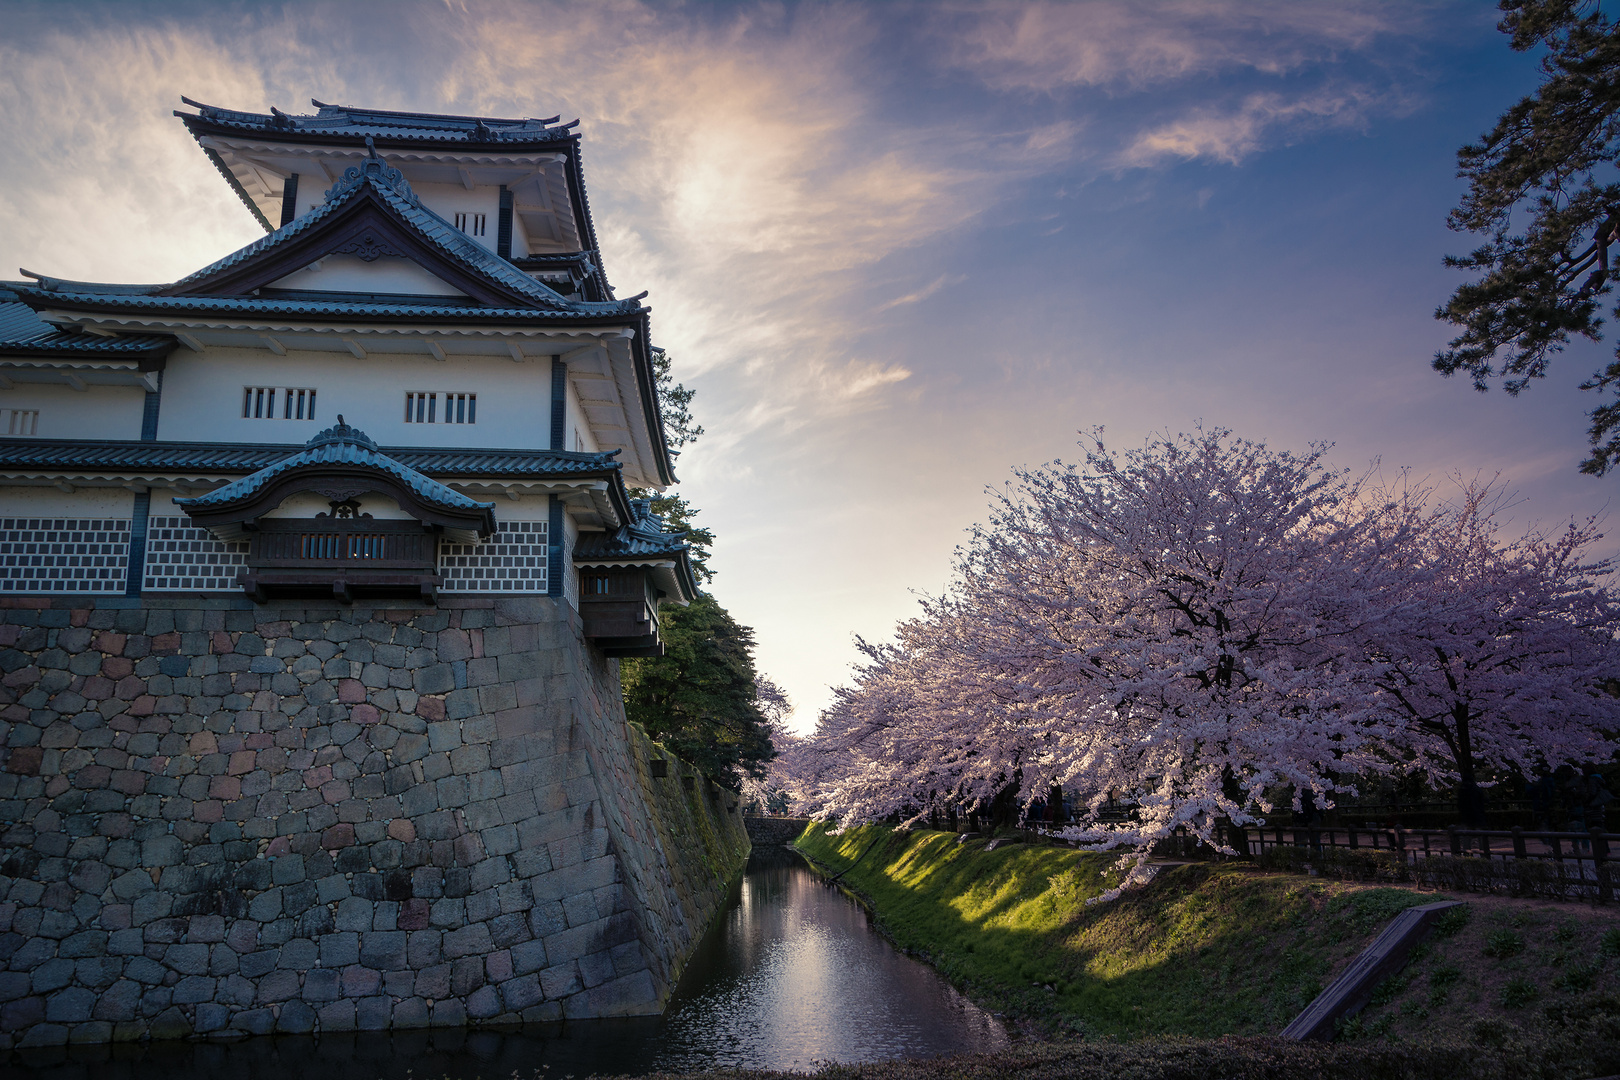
[813,430,1422,881]
[808,430,1620,886]
[1362,479,1620,824]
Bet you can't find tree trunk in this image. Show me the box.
[1454,703,1487,827]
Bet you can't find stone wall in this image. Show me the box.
[0,595,749,1048]
[742,817,813,846]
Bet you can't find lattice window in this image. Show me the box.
[142,517,249,592]
[439,521,547,594]
[3,410,38,436]
[405,392,475,424]
[455,212,487,237]
[242,387,317,420]
[0,518,130,593]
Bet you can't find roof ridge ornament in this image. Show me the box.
[322,137,416,205]
[304,415,378,451]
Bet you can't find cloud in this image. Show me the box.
[940,1,1402,93]
[1117,87,1384,167]
[876,273,967,312]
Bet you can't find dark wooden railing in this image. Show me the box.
[250,520,435,569]
[241,520,439,602]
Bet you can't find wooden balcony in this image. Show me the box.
[240,520,439,603]
[579,567,663,657]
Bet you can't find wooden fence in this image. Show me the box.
[1178,822,1619,902]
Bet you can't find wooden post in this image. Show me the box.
[1511,827,1526,860]
[1448,826,1462,857]
[1347,826,1358,850]
[1592,828,1612,904]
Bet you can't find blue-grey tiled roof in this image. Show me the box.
[0,292,52,342]
[0,290,175,358]
[574,499,690,559]
[12,288,641,322]
[0,438,621,478]
[180,99,579,145]
[174,421,495,514]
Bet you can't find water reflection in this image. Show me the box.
[2,849,1006,1079]
[653,847,1007,1072]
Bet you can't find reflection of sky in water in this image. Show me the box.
[0,854,1005,1080]
[652,857,1008,1072]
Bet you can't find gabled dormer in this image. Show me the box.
[175,99,603,275]
[157,143,598,311]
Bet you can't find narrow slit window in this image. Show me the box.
[406,392,437,423]
[243,387,275,419]
[243,387,316,420]
[282,388,316,420]
[454,213,488,237]
[3,410,38,436]
[404,392,475,424]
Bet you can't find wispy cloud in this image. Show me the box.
[877,273,967,312]
[940,1,1400,92]
[1117,87,1386,167]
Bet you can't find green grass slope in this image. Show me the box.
[795,824,1620,1044]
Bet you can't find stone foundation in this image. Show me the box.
[0,595,748,1047]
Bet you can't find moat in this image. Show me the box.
[2,849,1007,1078]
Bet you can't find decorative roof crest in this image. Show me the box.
[625,497,685,541]
[322,138,416,205]
[304,415,378,451]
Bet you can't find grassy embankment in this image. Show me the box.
[794,823,1620,1046]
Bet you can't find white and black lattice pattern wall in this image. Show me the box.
[0,518,131,593]
[439,520,548,594]
[142,517,249,592]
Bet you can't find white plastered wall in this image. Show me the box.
[0,486,137,519]
[411,182,502,254]
[563,505,580,611]
[269,255,469,297]
[564,376,599,454]
[0,383,146,441]
[156,346,554,449]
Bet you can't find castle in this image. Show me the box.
[0,99,748,1047]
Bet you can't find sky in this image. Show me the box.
[0,1,1610,732]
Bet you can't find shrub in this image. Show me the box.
[1556,962,1601,993]
[1502,977,1541,1008]
[1434,904,1472,937]
[1411,854,1597,901]
[1254,844,1410,882]
[1484,929,1526,959]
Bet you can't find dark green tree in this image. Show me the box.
[620,349,776,785]
[621,595,776,788]
[651,347,704,451]
[1436,0,1620,473]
